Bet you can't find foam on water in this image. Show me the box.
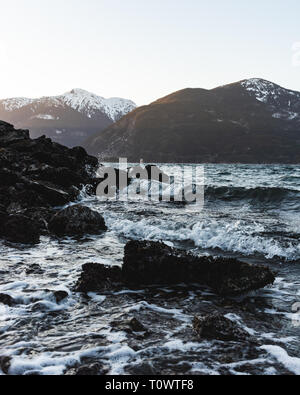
[105,214,300,261]
[261,346,300,375]
[0,164,299,375]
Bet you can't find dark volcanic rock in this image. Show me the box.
[53,291,69,303]
[0,356,11,374]
[0,206,8,236]
[122,241,275,296]
[2,215,40,244]
[0,293,15,307]
[25,264,44,275]
[48,205,107,237]
[111,317,148,334]
[0,121,98,241]
[75,263,122,293]
[21,208,54,235]
[193,313,249,342]
[0,121,29,146]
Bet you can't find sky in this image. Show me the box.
[0,0,300,105]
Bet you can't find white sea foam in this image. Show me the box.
[261,345,300,375]
[163,339,202,352]
[105,214,300,261]
[87,293,106,304]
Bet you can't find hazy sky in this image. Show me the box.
[1,0,300,105]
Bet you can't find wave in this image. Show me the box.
[204,186,300,204]
[104,214,300,261]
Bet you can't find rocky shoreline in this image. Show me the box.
[0,121,103,244]
[0,122,281,375]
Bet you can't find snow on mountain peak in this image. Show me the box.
[241,78,300,121]
[2,97,35,111]
[241,78,281,102]
[0,89,136,122]
[59,89,136,121]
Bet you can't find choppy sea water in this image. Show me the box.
[0,164,300,375]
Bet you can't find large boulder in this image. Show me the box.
[48,205,107,237]
[2,215,40,244]
[193,313,249,342]
[122,241,275,296]
[75,263,122,293]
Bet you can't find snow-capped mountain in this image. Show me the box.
[84,78,300,163]
[0,89,136,147]
[240,78,300,122]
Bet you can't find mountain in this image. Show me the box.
[0,89,136,147]
[83,78,300,163]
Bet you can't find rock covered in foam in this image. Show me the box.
[2,215,40,244]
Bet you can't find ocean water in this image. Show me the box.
[0,164,300,375]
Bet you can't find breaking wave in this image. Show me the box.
[105,214,300,261]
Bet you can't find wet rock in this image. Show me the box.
[111,317,148,334]
[75,362,106,376]
[129,318,147,332]
[193,313,250,342]
[0,121,99,244]
[122,240,276,296]
[0,356,11,374]
[53,291,69,303]
[0,206,8,236]
[2,215,40,244]
[0,168,21,187]
[49,205,107,237]
[36,167,87,188]
[21,208,55,235]
[25,264,44,275]
[0,293,15,307]
[27,181,71,207]
[75,263,122,293]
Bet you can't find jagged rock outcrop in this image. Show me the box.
[75,241,275,296]
[0,121,99,244]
